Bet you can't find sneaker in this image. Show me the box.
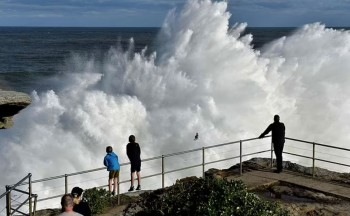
[128,186,134,192]
[136,185,141,191]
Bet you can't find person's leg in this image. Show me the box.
[131,172,135,187]
[279,142,285,171]
[136,161,141,190]
[129,163,136,191]
[136,171,141,186]
[274,142,284,172]
[108,172,113,192]
[112,171,119,195]
[128,172,135,191]
[135,172,141,190]
[113,177,118,194]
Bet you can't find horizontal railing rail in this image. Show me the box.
[0,173,36,216]
[0,174,31,200]
[5,136,271,212]
[3,135,350,215]
[284,137,350,174]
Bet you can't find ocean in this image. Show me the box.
[0,27,296,93]
[1,0,350,213]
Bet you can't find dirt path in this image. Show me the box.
[97,204,127,216]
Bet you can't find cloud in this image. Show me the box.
[230,0,350,27]
[1,0,350,27]
[234,0,350,12]
[0,0,186,26]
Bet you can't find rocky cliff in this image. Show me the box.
[0,90,31,129]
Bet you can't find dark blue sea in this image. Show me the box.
[0,27,315,93]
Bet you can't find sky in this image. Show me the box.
[0,0,349,27]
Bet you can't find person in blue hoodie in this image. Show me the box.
[103,146,120,195]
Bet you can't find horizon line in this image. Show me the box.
[1,25,350,28]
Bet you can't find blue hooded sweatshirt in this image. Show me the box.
[103,152,120,171]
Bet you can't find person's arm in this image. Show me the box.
[259,124,272,138]
[103,156,108,167]
[137,143,141,156]
[126,144,131,160]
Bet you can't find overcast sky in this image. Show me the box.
[0,0,349,27]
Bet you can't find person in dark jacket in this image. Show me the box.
[259,115,286,173]
[126,135,141,191]
[103,146,120,195]
[71,187,91,216]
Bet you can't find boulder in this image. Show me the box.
[0,90,31,129]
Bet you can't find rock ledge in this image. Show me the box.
[0,90,31,129]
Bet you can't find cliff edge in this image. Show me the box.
[0,90,31,129]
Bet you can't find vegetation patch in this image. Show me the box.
[84,187,140,214]
[124,176,289,216]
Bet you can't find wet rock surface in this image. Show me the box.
[207,158,350,216]
[212,157,350,187]
[0,90,31,129]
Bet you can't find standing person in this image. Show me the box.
[103,146,120,195]
[126,135,141,191]
[71,187,91,216]
[259,115,286,173]
[59,194,83,216]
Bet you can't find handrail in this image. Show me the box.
[0,174,31,200]
[19,137,270,186]
[0,173,36,216]
[8,136,270,210]
[286,137,350,152]
[4,135,350,215]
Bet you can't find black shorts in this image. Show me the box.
[130,160,141,172]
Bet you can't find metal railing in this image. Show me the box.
[2,135,350,215]
[0,174,37,216]
[284,137,350,176]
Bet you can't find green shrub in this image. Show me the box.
[83,187,113,214]
[134,177,289,216]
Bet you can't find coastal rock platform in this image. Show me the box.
[206,158,350,216]
[0,90,31,129]
[119,158,350,216]
[36,158,350,216]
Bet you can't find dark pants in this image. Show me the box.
[273,142,284,171]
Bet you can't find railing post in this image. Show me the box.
[29,173,32,216]
[33,195,37,216]
[6,185,11,216]
[270,141,273,168]
[117,179,120,205]
[161,155,165,188]
[240,140,242,175]
[202,147,205,178]
[312,142,315,177]
[65,174,68,194]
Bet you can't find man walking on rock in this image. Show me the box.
[259,115,285,173]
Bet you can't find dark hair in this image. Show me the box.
[61,194,74,212]
[71,187,83,198]
[106,146,113,153]
[129,135,136,143]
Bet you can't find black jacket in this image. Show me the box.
[260,122,285,144]
[127,142,141,162]
[73,201,91,216]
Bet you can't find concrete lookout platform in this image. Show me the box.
[227,169,350,201]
